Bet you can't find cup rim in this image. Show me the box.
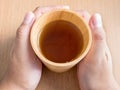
[30,9,92,67]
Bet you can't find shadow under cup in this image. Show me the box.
[30,10,92,72]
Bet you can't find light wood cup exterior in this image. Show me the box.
[30,9,92,73]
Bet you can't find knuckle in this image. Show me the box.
[94,30,106,40]
[16,25,27,39]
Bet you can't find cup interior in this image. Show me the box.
[30,10,92,66]
[40,20,84,63]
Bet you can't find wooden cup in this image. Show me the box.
[30,9,92,73]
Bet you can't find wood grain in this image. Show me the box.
[0,0,120,90]
[31,10,92,73]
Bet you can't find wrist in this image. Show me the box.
[0,75,35,90]
[80,77,120,90]
[0,77,23,90]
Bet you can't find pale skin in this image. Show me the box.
[0,5,119,90]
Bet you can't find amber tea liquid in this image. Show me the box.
[40,20,83,63]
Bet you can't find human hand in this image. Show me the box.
[77,11,120,90]
[0,5,69,90]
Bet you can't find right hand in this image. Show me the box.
[77,12,120,90]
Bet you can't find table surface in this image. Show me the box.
[0,0,120,90]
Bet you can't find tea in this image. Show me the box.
[40,20,83,63]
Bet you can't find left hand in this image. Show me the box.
[0,5,69,90]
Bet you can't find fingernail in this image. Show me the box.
[62,5,70,9]
[92,13,102,28]
[24,12,35,24]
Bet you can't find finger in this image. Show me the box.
[33,5,70,18]
[86,13,106,61]
[13,12,43,69]
[76,10,91,23]
[15,12,35,51]
[89,13,106,41]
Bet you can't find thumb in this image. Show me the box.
[16,12,35,45]
[88,13,106,61]
[13,12,35,59]
[89,14,112,64]
[89,13,105,41]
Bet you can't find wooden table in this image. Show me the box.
[0,0,120,90]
